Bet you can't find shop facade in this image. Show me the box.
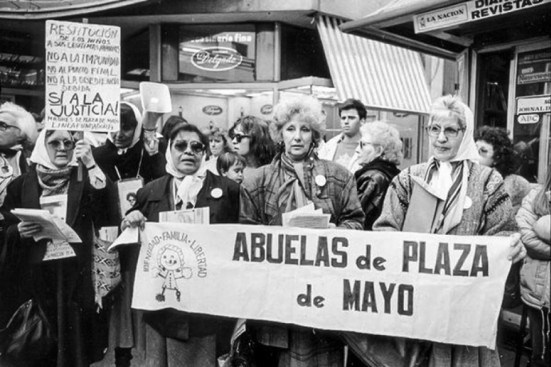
[0,0,434,167]
[342,0,551,182]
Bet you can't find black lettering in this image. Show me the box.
[232,232,249,261]
[315,237,330,267]
[470,245,489,276]
[434,242,451,275]
[331,237,348,268]
[402,241,418,272]
[453,243,471,276]
[250,233,265,262]
[398,284,414,316]
[285,235,299,265]
[380,282,395,314]
[343,279,360,311]
[362,281,377,312]
[300,235,314,266]
[419,241,433,274]
[266,233,283,264]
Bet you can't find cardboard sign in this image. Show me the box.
[45,20,121,132]
[118,223,512,349]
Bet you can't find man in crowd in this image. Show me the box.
[318,98,366,172]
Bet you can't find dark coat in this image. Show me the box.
[131,171,241,340]
[93,139,166,184]
[354,158,400,230]
[0,166,111,367]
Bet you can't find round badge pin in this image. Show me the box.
[315,175,327,187]
[211,188,223,199]
[464,196,473,209]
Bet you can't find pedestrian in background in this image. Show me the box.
[354,120,402,230]
[229,115,275,176]
[475,126,532,213]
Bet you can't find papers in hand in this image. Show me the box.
[11,208,82,243]
[282,203,330,229]
[159,207,210,224]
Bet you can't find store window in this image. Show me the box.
[122,28,150,81]
[513,47,551,182]
[178,24,256,83]
[476,50,513,130]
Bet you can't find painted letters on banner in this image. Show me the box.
[121,222,511,349]
[45,20,121,132]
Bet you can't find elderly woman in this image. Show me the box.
[240,95,364,367]
[229,115,276,175]
[121,123,241,367]
[354,121,402,230]
[475,126,532,213]
[359,95,524,367]
[0,102,38,207]
[0,129,111,366]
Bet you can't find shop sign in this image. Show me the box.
[260,104,273,115]
[517,114,540,124]
[414,0,551,33]
[517,71,551,85]
[191,47,243,72]
[202,105,223,116]
[516,96,551,114]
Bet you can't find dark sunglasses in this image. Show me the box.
[47,140,75,150]
[173,140,205,154]
[231,133,250,143]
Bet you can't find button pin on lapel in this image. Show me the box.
[211,188,223,199]
[315,175,327,187]
[464,196,472,209]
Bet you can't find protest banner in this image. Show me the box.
[45,20,121,132]
[113,222,512,349]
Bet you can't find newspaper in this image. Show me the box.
[159,207,210,224]
[11,208,81,243]
[282,203,330,229]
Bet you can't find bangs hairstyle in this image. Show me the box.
[429,95,467,129]
[120,103,139,131]
[217,151,246,175]
[338,98,367,120]
[272,95,324,145]
[360,121,403,165]
[229,115,276,166]
[169,123,208,150]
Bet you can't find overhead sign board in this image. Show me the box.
[516,96,551,114]
[414,0,551,33]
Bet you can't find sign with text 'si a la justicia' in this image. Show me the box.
[44,20,121,132]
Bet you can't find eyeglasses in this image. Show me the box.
[0,121,21,131]
[426,125,464,138]
[173,140,205,154]
[230,133,250,143]
[47,140,75,150]
[359,141,378,149]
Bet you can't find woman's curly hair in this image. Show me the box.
[474,126,520,177]
[229,115,276,166]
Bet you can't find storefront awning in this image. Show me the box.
[317,15,431,114]
[0,0,151,19]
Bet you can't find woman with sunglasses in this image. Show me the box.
[0,129,112,366]
[345,95,525,367]
[121,123,241,367]
[239,95,364,367]
[229,115,276,176]
[354,121,402,230]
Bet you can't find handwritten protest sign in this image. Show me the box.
[115,222,512,349]
[45,20,121,132]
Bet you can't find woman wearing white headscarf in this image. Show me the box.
[0,129,111,366]
[93,102,166,184]
[344,95,525,367]
[122,123,242,367]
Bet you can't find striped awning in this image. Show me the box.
[317,15,431,114]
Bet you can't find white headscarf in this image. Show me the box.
[448,102,479,163]
[165,138,207,208]
[107,101,143,155]
[30,129,78,170]
[0,102,39,146]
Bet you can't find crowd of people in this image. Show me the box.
[0,93,548,367]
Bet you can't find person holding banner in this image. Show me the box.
[121,122,242,367]
[0,129,112,366]
[346,95,524,367]
[239,95,364,367]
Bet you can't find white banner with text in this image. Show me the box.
[122,222,512,349]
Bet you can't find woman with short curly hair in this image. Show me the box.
[229,115,276,173]
[475,126,531,213]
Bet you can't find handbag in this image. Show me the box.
[92,229,122,308]
[0,299,55,365]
